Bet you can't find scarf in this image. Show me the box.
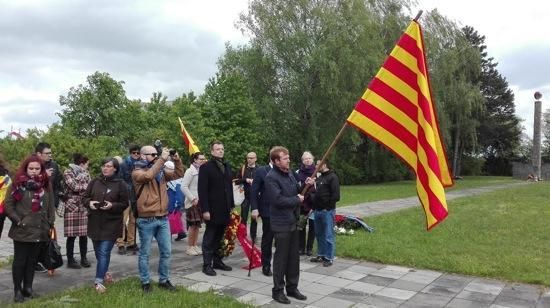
[12,174,46,212]
[192,162,201,170]
[297,163,315,184]
[213,157,225,174]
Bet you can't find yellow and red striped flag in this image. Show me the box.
[178,117,200,155]
[346,20,453,230]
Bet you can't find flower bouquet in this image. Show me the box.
[334,214,374,234]
[218,210,241,257]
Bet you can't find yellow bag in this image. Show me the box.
[0,175,12,214]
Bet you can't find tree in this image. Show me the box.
[58,72,130,138]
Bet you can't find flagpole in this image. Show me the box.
[300,122,349,195]
[414,10,423,22]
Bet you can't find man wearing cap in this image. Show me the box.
[132,145,184,294]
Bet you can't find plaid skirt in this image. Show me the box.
[186,205,203,226]
[64,207,88,237]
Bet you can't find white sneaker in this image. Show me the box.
[193,246,203,255]
[186,247,199,256]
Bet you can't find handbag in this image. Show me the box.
[168,211,184,235]
[45,228,63,270]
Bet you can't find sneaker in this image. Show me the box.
[158,280,177,292]
[95,283,107,294]
[186,247,199,256]
[118,246,126,255]
[142,283,152,294]
[175,233,187,241]
[193,246,203,255]
[104,272,113,284]
[309,256,324,263]
[322,259,333,267]
[35,263,47,273]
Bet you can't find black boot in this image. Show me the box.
[14,289,25,303]
[80,257,91,268]
[67,258,81,269]
[21,287,35,298]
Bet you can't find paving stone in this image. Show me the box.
[186,281,224,293]
[330,288,370,303]
[464,279,506,295]
[447,298,491,308]
[375,287,416,300]
[432,274,473,289]
[334,270,367,281]
[311,295,356,308]
[356,261,386,270]
[184,271,243,286]
[388,279,430,292]
[360,294,404,308]
[237,292,274,306]
[421,284,463,297]
[219,286,250,298]
[254,284,276,296]
[456,290,498,303]
[316,276,354,288]
[170,276,199,287]
[306,262,350,276]
[400,292,453,308]
[494,295,538,308]
[347,265,379,275]
[346,281,385,294]
[400,271,441,284]
[290,289,325,305]
[370,267,408,279]
[360,274,396,286]
[229,279,269,292]
[303,282,340,296]
[301,271,328,282]
[499,284,541,302]
[300,262,317,270]
[262,301,307,308]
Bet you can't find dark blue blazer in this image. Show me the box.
[250,164,272,217]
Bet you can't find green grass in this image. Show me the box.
[337,181,550,286]
[7,277,250,308]
[339,176,522,206]
[0,256,13,269]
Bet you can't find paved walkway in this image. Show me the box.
[1,182,548,307]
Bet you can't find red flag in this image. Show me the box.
[237,224,262,270]
[347,20,453,230]
[178,117,200,155]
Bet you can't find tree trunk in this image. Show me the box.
[452,126,461,177]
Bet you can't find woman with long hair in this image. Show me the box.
[63,153,92,269]
[0,152,12,239]
[4,154,55,303]
[181,152,206,256]
[83,157,129,293]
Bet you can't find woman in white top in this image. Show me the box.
[181,152,207,256]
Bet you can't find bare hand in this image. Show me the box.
[251,209,259,220]
[161,148,170,160]
[246,178,253,184]
[89,201,99,210]
[46,168,54,177]
[305,177,315,185]
[297,194,304,203]
[203,211,211,221]
[100,201,113,210]
[192,198,199,206]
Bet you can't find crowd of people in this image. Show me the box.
[0,141,341,305]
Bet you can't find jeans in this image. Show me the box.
[137,216,171,284]
[314,209,335,261]
[92,240,115,284]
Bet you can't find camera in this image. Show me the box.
[169,149,176,156]
[97,201,108,208]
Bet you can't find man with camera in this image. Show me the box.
[132,145,184,294]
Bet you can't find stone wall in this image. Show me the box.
[512,162,550,180]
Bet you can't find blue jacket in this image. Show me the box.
[265,165,301,232]
[250,164,271,217]
[167,181,184,213]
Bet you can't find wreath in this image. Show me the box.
[218,210,241,257]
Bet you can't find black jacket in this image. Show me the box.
[310,170,340,211]
[250,164,272,217]
[234,165,257,197]
[265,166,301,232]
[45,160,62,208]
[198,159,234,225]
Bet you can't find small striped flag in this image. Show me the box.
[347,20,453,230]
[178,117,200,155]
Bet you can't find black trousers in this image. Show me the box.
[201,222,225,267]
[66,236,88,260]
[272,229,300,294]
[260,216,274,268]
[240,198,258,240]
[298,219,315,252]
[12,241,41,292]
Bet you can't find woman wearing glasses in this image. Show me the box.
[83,158,129,293]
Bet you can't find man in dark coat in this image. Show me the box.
[250,159,273,276]
[198,141,234,276]
[265,146,307,304]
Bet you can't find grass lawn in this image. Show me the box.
[7,277,250,308]
[337,181,550,286]
[339,176,522,207]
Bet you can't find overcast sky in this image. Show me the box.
[0,0,548,138]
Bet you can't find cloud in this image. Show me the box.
[497,44,550,90]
